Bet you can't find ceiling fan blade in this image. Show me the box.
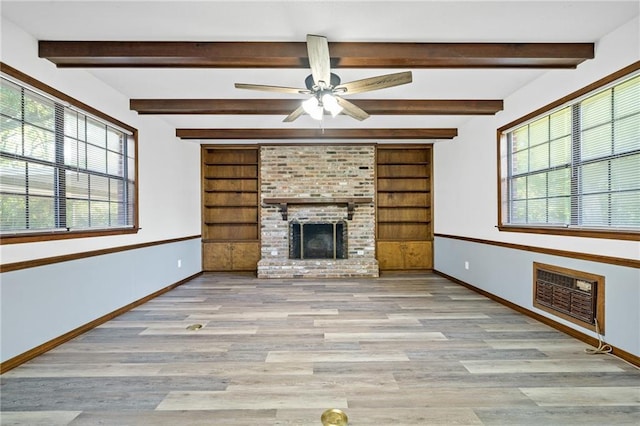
[335,71,413,95]
[283,104,306,122]
[235,83,308,95]
[336,96,370,121]
[306,34,331,88]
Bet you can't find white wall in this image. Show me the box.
[0,18,202,363]
[434,16,640,260]
[0,17,202,264]
[433,17,640,356]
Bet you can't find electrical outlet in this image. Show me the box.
[464,261,469,270]
[177,259,182,268]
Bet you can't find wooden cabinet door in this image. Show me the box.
[377,241,405,270]
[230,242,260,271]
[403,241,433,269]
[203,241,260,271]
[377,241,432,270]
[202,242,232,271]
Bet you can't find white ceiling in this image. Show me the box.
[2,1,639,132]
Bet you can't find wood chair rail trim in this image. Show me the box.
[0,235,202,273]
[434,233,640,269]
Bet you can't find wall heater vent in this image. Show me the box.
[533,262,605,333]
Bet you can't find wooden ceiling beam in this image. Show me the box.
[39,41,594,68]
[131,99,503,115]
[175,128,458,140]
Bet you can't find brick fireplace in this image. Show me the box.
[257,145,379,278]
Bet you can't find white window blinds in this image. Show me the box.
[0,73,136,236]
[504,72,639,231]
[576,75,639,228]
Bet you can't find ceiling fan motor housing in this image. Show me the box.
[305,73,342,91]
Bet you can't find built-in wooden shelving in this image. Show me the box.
[376,145,433,270]
[201,146,260,271]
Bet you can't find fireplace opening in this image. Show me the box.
[289,221,347,259]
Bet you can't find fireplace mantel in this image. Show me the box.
[262,197,373,220]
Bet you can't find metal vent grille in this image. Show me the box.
[533,263,604,332]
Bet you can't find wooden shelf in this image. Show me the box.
[378,206,431,208]
[204,190,259,193]
[378,220,432,224]
[205,222,258,226]
[377,238,431,243]
[378,204,430,207]
[376,145,433,270]
[379,162,430,165]
[263,197,373,220]
[202,238,259,243]
[377,175,430,178]
[204,162,259,166]
[202,145,260,270]
[204,176,257,180]
[377,190,431,193]
[204,204,258,208]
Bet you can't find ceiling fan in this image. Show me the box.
[234,34,413,122]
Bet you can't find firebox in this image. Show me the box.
[289,221,348,259]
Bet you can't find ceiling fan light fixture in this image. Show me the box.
[302,97,324,120]
[322,93,343,117]
[235,35,412,122]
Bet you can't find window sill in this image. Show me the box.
[497,225,640,241]
[0,227,140,245]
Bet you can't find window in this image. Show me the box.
[0,65,137,243]
[498,64,639,239]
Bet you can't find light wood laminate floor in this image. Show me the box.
[1,273,639,425]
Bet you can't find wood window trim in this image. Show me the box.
[496,224,640,241]
[496,61,640,241]
[0,227,139,245]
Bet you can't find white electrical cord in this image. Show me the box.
[584,318,612,355]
